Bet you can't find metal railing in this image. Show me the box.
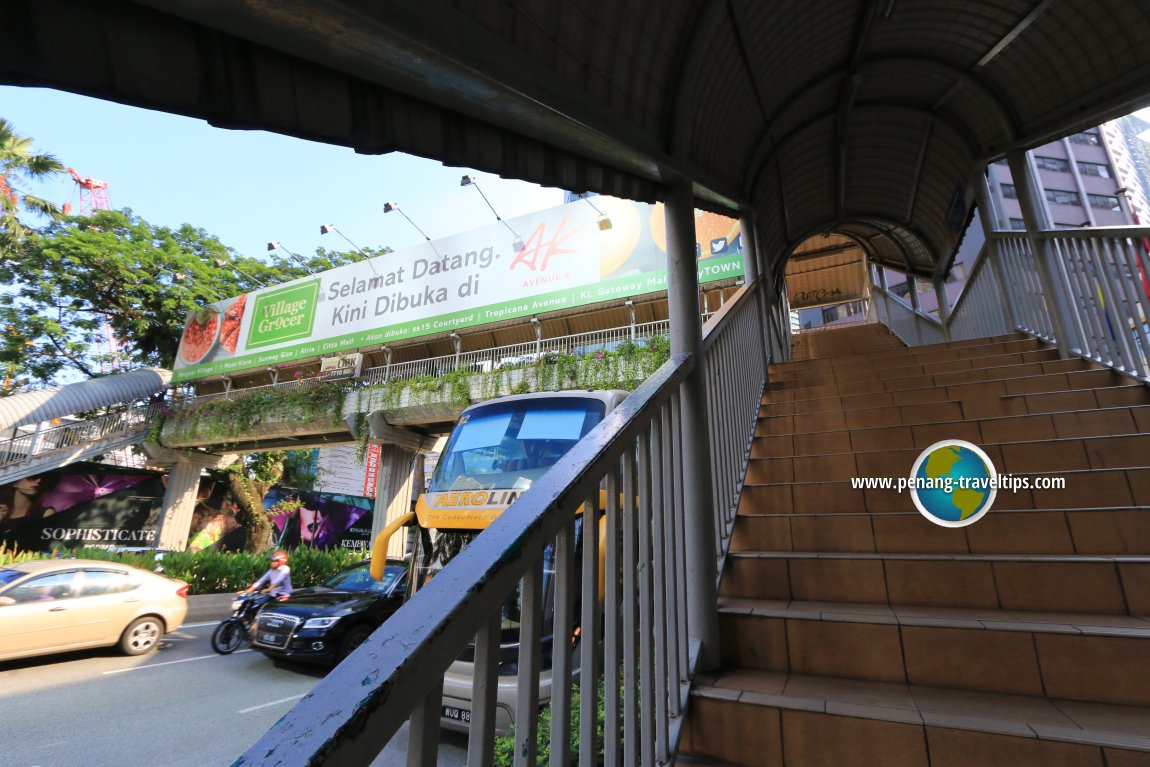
[361,321,672,386]
[865,225,1150,381]
[791,316,870,335]
[943,245,1013,342]
[872,288,944,347]
[995,235,1056,342]
[0,402,160,470]
[704,287,769,558]
[185,321,673,407]
[993,226,1150,381]
[235,282,767,766]
[187,371,348,405]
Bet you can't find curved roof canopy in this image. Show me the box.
[4,1,1150,280]
[0,368,171,432]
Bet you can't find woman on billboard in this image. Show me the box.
[0,475,57,530]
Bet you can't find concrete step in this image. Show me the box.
[772,337,1048,380]
[779,331,1026,370]
[770,348,1061,388]
[672,755,740,767]
[788,324,907,362]
[760,367,1138,417]
[772,391,1146,435]
[739,465,1150,518]
[746,433,1150,484]
[721,551,1150,616]
[703,329,1150,766]
[681,669,1150,766]
[767,356,1098,396]
[753,404,1150,464]
[731,507,1150,557]
[717,599,1150,706]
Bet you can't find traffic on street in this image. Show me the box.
[0,619,468,767]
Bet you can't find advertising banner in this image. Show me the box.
[0,467,167,552]
[173,197,744,381]
[312,443,378,498]
[0,463,376,553]
[265,486,374,550]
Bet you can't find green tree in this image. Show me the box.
[0,200,384,552]
[0,118,65,258]
[225,451,289,551]
[0,208,378,385]
[226,448,324,550]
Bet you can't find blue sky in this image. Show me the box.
[1,85,566,260]
[6,85,1150,263]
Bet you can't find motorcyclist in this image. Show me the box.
[239,550,293,607]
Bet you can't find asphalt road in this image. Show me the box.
[0,621,468,767]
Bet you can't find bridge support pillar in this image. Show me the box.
[370,444,424,559]
[666,176,721,673]
[155,460,200,552]
[149,447,238,551]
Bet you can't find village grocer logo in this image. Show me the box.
[246,280,320,350]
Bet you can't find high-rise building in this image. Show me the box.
[984,118,1150,231]
[1102,114,1150,225]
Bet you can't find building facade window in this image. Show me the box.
[1001,183,1018,199]
[1035,156,1071,173]
[1087,193,1122,211]
[1009,218,1026,230]
[1045,189,1081,206]
[1069,131,1101,145]
[1077,161,1113,179]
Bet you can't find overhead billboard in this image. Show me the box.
[173,196,744,381]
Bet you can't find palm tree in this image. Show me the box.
[0,118,65,257]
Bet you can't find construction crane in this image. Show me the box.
[64,167,111,216]
[63,167,125,373]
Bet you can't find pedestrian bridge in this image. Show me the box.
[0,369,169,486]
[158,318,676,453]
[5,2,1150,764]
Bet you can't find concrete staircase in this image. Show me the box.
[680,324,1150,766]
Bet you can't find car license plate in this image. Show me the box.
[441,706,471,724]
[262,633,278,643]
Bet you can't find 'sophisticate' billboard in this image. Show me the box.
[172,197,744,381]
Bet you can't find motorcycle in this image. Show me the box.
[210,592,271,654]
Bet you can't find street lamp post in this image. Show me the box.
[383,202,442,258]
[460,175,525,251]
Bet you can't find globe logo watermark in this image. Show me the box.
[907,440,998,527]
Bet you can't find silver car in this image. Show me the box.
[0,559,189,661]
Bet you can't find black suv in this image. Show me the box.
[251,558,407,665]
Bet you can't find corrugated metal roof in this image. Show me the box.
[3,0,1149,282]
[786,236,868,309]
[0,368,171,431]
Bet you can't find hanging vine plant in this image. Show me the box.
[163,335,673,457]
[351,335,672,458]
[161,379,351,445]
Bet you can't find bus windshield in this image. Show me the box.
[428,397,606,493]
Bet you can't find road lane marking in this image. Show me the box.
[102,649,251,674]
[181,621,221,629]
[238,694,307,714]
